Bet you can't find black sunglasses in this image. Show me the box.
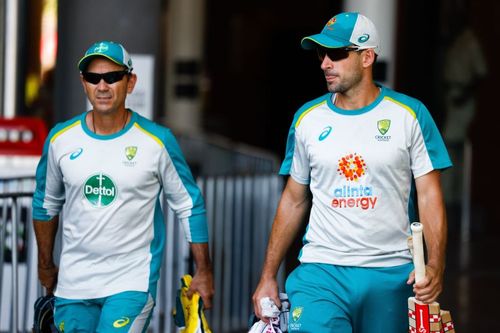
[317,47,361,61]
[82,70,131,84]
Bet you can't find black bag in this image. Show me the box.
[33,294,58,333]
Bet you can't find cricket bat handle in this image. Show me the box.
[410,222,426,283]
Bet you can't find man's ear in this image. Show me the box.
[80,74,89,93]
[362,49,376,68]
[127,73,138,94]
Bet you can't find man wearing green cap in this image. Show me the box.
[32,40,214,332]
[252,12,451,332]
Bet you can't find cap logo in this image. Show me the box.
[325,17,337,30]
[358,34,370,43]
[94,42,109,53]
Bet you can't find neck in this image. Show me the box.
[87,109,129,135]
[334,82,380,110]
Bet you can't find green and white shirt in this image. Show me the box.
[280,85,451,267]
[33,110,208,299]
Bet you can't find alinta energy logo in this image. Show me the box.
[83,173,117,207]
[333,153,377,210]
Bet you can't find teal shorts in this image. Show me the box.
[54,291,154,332]
[285,262,413,333]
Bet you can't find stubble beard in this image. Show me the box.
[326,69,363,94]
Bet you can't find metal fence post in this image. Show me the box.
[10,198,19,333]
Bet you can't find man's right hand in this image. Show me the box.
[38,263,58,295]
[252,277,281,322]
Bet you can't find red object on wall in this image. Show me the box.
[0,117,48,156]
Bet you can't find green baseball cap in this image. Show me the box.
[78,40,133,72]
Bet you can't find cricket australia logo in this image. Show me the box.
[289,307,303,331]
[376,119,392,141]
[94,42,108,53]
[125,146,137,160]
[83,173,117,207]
[123,146,138,167]
[377,119,391,135]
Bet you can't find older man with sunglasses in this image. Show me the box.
[32,41,214,332]
[252,12,451,332]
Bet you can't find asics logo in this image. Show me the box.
[69,148,83,160]
[318,126,333,141]
[358,34,370,43]
[113,317,130,328]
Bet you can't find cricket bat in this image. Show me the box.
[408,222,455,333]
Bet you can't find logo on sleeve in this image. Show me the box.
[83,173,117,207]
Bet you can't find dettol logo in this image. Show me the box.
[83,173,117,207]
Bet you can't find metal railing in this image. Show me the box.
[0,177,38,333]
[0,174,285,333]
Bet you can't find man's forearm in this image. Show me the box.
[416,171,447,273]
[261,180,311,279]
[252,178,310,318]
[189,242,214,308]
[191,242,212,273]
[420,203,447,272]
[33,217,59,266]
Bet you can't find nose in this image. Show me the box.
[320,55,333,70]
[96,78,109,90]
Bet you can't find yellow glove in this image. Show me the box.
[172,274,212,333]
